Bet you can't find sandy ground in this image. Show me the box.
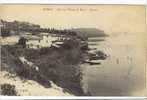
[0,71,73,96]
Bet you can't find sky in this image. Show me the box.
[0,5,146,34]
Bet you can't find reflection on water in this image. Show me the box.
[81,33,146,96]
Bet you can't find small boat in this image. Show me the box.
[88,50,107,60]
[83,59,101,65]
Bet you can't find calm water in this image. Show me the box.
[81,33,146,96]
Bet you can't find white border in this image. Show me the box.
[0,0,146,4]
[1,96,147,99]
[0,0,146,99]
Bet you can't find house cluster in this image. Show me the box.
[19,32,70,49]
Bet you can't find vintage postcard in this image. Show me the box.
[0,5,146,96]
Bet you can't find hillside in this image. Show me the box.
[1,41,86,96]
[72,28,108,38]
[0,71,73,96]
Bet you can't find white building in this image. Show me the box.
[26,33,66,49]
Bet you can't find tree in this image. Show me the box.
[18,37,27,48]
[1,28,10,37]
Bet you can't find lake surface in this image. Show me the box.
[81,33,146,96]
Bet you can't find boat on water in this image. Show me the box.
[83,49,107,65]
[83,59,101,65]
[88,50,107,60]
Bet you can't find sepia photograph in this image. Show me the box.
[0,5,146,96]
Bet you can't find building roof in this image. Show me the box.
[21,35,42,40]
[39,32,51,36]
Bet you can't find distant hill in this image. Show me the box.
[72,28,108,38]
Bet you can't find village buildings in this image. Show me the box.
[25,33,69,49]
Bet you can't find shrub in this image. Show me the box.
[1,84,17,96]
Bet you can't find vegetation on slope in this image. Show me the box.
[1,38,87,96]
